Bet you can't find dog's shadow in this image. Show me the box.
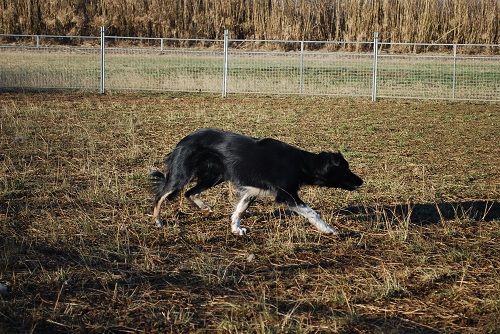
[241,200,499,238]
[170,200,498,241]
[338,200,499,226]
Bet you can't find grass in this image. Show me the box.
[0,92,499,333]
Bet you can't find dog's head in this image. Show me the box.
[316,152,363,191]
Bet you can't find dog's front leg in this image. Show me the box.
[231,193,255,235]
[289,204,339,235]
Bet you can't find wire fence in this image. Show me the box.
[1,30,499,102]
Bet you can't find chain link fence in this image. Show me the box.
[226,40,374,97]
[104,36,224,93]
[1,31,499,102]
[376,43,500,101]
[0,35,100,91]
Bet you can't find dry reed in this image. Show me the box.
[0,0,498,43]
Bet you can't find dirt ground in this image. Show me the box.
[0,92,499,333]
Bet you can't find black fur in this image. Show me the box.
[151,128,363,209]
[150,170,168,204]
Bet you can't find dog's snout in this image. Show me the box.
[350,174,363,190]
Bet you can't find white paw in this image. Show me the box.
[323,225,339,235]
[232,227,247,236]
[201,207,213,217]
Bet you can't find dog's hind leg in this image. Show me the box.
[187,193,211,215]
[184,184,212,216]
[231,191,256,235]
[150,170,187,227]
[152,191,173,227]
[184,178,222,217]
[152,189,181,227]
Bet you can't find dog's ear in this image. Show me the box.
[319,151,341,167]
[314,152,340,183]
[332,151,343,166]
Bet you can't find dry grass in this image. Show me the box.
[0,92,499,333]
[1,0,499,44]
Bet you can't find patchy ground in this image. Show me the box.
[0,92,499,333]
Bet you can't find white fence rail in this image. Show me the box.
[1,30,499,101]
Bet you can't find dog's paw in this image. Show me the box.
[232,227,247,236]
[154,219,165,228]
[314,221,339,235]
[324,226,340,235]
[201,208,213,217]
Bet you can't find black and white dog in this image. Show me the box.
[150,128,363,235]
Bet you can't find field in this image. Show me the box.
[0,92,499,333]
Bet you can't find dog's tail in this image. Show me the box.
[149,170,168,195]
[150,169,168,204]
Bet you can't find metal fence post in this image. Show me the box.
[299,41,305,94]
[452,44,457,99]
[222,29,229,97]
[100,26,105,94]
[36,35,40,48]
[160,38,164,52]
[371,32,379,102]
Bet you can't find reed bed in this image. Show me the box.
[1,0,498,44]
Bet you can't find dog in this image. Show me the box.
[150,128,363,235]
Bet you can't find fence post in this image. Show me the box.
[36,35,40,48]
[452,44,457,99]
[299,41,305,94]
[100,26,105,94]
[222,29,229,97]
[160,38,164,52]
[371,32,379,102]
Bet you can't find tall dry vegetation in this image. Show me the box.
[0,0,499,43]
